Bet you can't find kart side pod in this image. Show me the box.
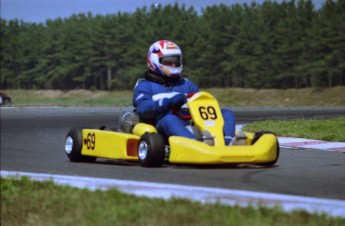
[65,128,141,162]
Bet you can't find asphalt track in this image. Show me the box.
[1,106,345,202]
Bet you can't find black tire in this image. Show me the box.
[65,128,97,162]
[252,131,279,166]
[138,133,165,167]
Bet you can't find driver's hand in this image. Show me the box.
[169,93,187,107]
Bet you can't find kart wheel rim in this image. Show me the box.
[65,136,73,154]
[138,141,148,160]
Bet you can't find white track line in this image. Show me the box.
[1,170,344,217]
[278,137,345,152]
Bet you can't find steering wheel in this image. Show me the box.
[173,92,196,120]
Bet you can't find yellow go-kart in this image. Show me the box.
[64,92,279,167]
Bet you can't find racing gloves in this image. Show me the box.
[157,93,187,115]
[169,93,187,107]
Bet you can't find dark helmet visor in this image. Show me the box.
[159,55,182,67]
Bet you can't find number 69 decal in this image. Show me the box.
[84,133,96,150]
[199,106,217,120]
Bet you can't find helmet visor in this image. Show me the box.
[159,55,182,67]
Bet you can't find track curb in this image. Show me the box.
[236,125,345,152]
[1,170,345,218]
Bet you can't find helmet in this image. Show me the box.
[147,40,183,77]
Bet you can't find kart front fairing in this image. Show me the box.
[161,91,278,165]
[168,133,278,164]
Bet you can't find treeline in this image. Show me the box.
[1,0,344,90]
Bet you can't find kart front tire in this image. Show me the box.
[252,131,280,166]
[138,133,165,167]
[65,128,97,162]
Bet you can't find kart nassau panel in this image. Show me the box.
[168,133,278,164]
[187,92,225,146]
[81,129,139,161]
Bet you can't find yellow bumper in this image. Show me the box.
[169,133,278,164]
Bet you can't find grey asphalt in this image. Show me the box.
[1,106,345,200]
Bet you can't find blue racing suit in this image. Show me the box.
[133,71,236,143]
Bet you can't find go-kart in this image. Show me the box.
[64,92,279,167]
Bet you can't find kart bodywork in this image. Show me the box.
[65,92,279,167]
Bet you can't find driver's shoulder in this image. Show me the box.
[134,78,152,89]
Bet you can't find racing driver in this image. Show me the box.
[133,40,236,144]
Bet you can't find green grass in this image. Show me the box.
[1,89,133,106]
[1,177,344,226]
[206,86,345,106]
[243,117,345,142]
[2,86,345,106]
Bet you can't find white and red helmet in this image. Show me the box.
[147,40,183,77]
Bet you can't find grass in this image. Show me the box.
[205,86,345,106]
[243,117,345,142]
[1,177,344,226]
[2,86,345,106]
[1,89,133,106]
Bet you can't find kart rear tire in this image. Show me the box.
[65,128,97,162]
[138,133,165,167]
[252,131,279,166]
